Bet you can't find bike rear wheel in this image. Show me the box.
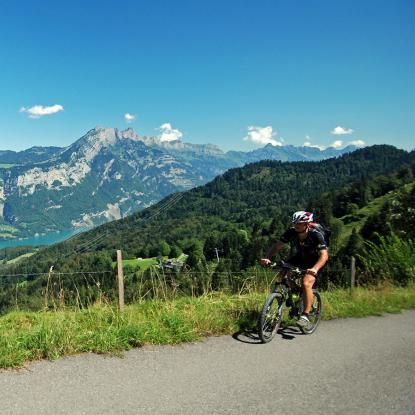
[299,289,322,335]
[258,292,284,343]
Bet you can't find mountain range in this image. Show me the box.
[0,126,357,240]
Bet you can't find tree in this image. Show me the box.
[185,239,205,268]
[158,240,171,257]
[203,234,218,261]
[268,218,279,236]
[169,245,182,258]
[310,193,333,225]
[344,228,364,258]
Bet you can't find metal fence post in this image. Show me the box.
[116,250,125,311]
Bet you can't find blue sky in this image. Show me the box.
[0,0,414,152]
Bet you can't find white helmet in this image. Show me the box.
[292,211,313,224]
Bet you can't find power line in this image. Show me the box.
[55,192,185,263]
[0,270,115,279]
[4,190,187,274]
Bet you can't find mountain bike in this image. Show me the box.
[258,261,323,343]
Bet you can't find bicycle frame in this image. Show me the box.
[258,262,323,342]
[273,262,304,299]
[273,261,321,320]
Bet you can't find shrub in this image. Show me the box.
[359,233,415,285]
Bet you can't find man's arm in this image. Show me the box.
[307,249,329,276]
[266,240,285,259]
[260,240,285,266]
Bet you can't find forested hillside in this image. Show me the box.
[4,145,413,275]
[308,156,415,278]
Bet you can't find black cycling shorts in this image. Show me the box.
[286,255,322,273]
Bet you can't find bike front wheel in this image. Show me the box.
[299,289,323,335]
[258,292,284,343]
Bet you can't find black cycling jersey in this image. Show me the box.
[280,227,328,269]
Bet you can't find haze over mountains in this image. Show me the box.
[0,126,358,241]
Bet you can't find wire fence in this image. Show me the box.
[0,259,364,314]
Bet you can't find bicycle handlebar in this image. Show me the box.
[267,261,306,274]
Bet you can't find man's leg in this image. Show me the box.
[297,274,316,329]
[302,274,315,314]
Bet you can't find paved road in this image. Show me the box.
[1,310,414,415]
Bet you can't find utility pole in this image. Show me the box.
[350,256,356,292]
[214,248,221,263]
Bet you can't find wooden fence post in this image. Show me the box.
[44,265,54,309]
[116,250,125,311]
[350,256,356,291]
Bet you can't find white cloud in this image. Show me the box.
[158,123,183,142]
[348,140,365,147]
[303,135,326,150]
[331,126,354,135]
[303,134,366,151]
[330,140,343,148]
[124,113,136,123]
[304,137,343,150]
[19,104,64,118]
[243,126,283,146]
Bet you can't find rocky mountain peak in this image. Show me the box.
[89,126,119,144]
[120,128,141,141]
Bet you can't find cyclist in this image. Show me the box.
[260,211,329,330]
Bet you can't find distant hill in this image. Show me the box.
[0,146,63,165]
[6,144,413,276]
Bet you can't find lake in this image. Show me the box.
[0,229,89,249]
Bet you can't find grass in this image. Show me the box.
[1,285,414,369]
[7,252,35,264]
[112,254,189,271]
[126,258,158,270]
[111,257,159,270]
